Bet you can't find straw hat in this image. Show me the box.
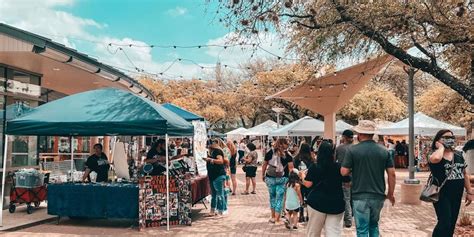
[352,120,377,134]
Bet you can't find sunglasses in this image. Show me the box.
[441,136,455,139]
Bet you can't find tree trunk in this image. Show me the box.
[240,116,247,128]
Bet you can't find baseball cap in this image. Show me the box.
[342,129,354,138]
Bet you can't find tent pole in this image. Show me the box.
[0,135,9,226]
[165,134,169,231]
[70,136,74,179]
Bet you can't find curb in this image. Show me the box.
[0,216,57,232]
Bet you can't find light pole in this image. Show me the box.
[272,107,285,128]
[400,66,422,205]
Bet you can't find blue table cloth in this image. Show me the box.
[47,182,138,219]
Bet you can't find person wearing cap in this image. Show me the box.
[335,129,354,228]
[340,120,396,237]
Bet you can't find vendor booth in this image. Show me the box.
[226,127,248,143]
[243,120,278,163]
[378,112,467,169]
[0,88,207,231]
[269,116,353,137]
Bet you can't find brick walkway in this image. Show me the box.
[5,168,474,236]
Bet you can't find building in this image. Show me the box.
[0,23,154,174]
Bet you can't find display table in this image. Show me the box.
[191,175,210,205]
[47,183,138,219]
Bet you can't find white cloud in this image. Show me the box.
[0,0,105,48]
[0,0,290,80]
[166,7,188,17]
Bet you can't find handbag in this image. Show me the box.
[420,158,455,203]
[266,164,284,177]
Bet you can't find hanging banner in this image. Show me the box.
[192,121,207,176]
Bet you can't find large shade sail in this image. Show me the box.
[377,112,467,137]
[162,103,204,121]
[267,55,394,116]
[6,88,194,136]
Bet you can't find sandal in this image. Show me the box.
[205,213,217,217]
[268,218,275,223]
[241,192,250,195]
[250,191,256,194]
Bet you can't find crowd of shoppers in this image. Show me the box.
[203,121,472,237]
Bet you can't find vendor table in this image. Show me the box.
[47,183,138,219]
[191,175,210,205]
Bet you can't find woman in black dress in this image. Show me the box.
[429,129,473,237]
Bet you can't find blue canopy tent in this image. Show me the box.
[1,88,192,229]
[1,103,33,121]
[162,103,204,122]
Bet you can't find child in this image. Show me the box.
[285,169,304,230]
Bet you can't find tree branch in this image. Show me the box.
[331,0,473,103]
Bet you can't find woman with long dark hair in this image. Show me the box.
[227,140,238,195]
[293,143,315,222]
[203,139,227,217]
[300,141,349,236]
[429,129,473,237]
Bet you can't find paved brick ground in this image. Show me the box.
[4,168,474,236]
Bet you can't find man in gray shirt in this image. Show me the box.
[341,120,396,237]
[335,129,354,228]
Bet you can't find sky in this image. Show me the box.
[0,0,286,79]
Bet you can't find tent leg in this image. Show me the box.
[0,135,9,227]
[70,136,74,180]
[165,134,169,231]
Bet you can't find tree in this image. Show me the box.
[213,0,474,103]
[417,84,473,134]
[371,65,435,102]
[339,84,406,124]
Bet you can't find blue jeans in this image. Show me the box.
[343,185,352,225]
[353,199,384,237]
[210,175,227,213]
[265,176,288,213]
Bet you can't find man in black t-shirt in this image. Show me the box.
[82,143,110,182]
[145,139,186,175]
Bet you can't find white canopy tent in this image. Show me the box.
[336,120,353,133]
[377,112,467,136]
[269,116,324,137]
[244,120,278,136]
[226,127,248,142]
[269,117,353,137]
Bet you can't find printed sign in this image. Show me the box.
[138,175,192,230]
[192,121,208,176]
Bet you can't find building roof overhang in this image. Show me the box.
[0,23,155,100]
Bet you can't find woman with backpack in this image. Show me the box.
[261,138,294,224]
[429,129,473,237]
